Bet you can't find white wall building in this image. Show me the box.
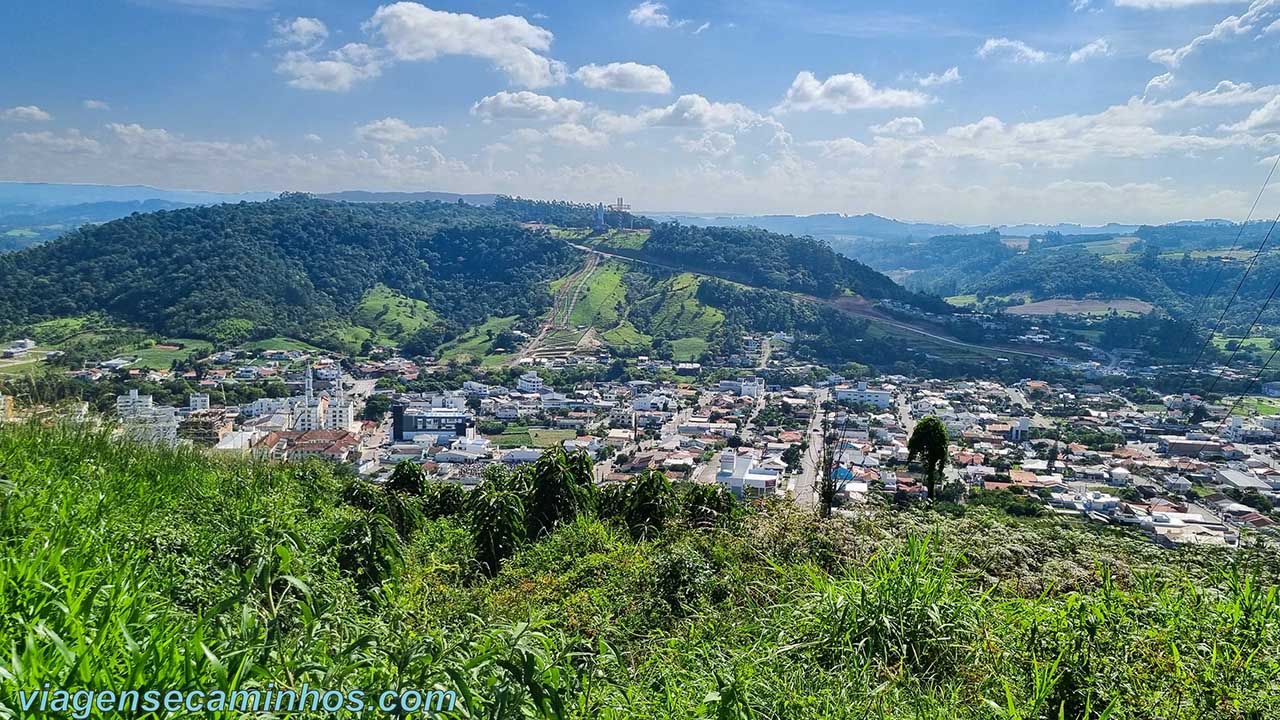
[833,382,892,409]
[517,372,544,394]
[715,451,781,498]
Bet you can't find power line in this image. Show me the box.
[1207,344,1280,442]
[1171,209,1280,398]
[1169,153,1280,396]
[1175,152,1280,343]
[1195,213,1280,402]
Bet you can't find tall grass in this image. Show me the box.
[0,423,1276,718]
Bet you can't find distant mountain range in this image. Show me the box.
[646,212,1146,241]
[0,181,1253,253]
[0,182,273,215]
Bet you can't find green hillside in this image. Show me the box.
[0,194,950,364]
[351,283,443,346]
[1,425,1276,718]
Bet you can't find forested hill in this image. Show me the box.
[496,196,946,312]
[0,193,941,355]
[0,194,578,346]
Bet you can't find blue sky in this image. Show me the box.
[3,0,1280,224]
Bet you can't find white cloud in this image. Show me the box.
[1,105,52,122]
[677,131,736,156]
[472,91,585,121]
[693,21,711,34]
[273,17,328,48]
[806,137,871,160]
[774,71,931,113]
[1115,0,1242,7]
[1069,38,1113,63]
[356,117,447,145]
[1072,0,1093,11]
[6,129,100,154]
[82,99,110,111]
[276,43,383,92]
[573,62,672,93]
[304,133,323,143]
[367,1,566,88]
[546,122,609,148]
[1219,95,1280,132]
[1162,79,1280,108]
[1148,0,1280,68]
[597,94,764,133]
[915,66,961,87]
[977,37,1052,63]
[1145,72,1176,94]
[628,2,687,28]
[870,116,925,135]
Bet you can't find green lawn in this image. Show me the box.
[128,338,214,369]
[243,336,324,353]
[1229,396,1280,416]
[1212,334,1274,351]
[437,315,520,364]
[595,228,650,251]
[670,337,709,361]
[568,263,626,328]
[352,284,440,345]
[599,321,651,350]
[944,294,978,307]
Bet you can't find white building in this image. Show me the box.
[517,372,545,394]
[189,393,211,411]
[833,382,893,409]
[117,390,178,446]
[715,451,781,498]
[116,389,155,417]
[718,378,765,398]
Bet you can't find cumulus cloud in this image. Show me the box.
[82,99,110,111]
[368,1,566,88]
[273,16,328,48]
[1219,96,1280,132]
[1145,72,1176,94]
[1069,38,1113,63]
[356,117,447,145]
[774,71,932,113]
[1148,0,1280,68]
[597,94,764,133]
[471,91,585,121]
[276,43,383,92]
[870,117,925,135]
[915,66,961,87]
[677,131,736,156]
[573,62,672,93]
[977,37,1052,63]
[546,122,609,148]
[6,129,100,154]
[1,105,52,122]
[628,2,687,28]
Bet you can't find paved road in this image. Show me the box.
[788,389,828,508]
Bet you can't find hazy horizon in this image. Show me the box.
[4,1,1280,225]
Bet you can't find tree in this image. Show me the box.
[387,460,426,496]
[469,485,526,577]
[908,416,949,500]
[526,446,596,539]
[622,470,674,539]
[813,421,840,518]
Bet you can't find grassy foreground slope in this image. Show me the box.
[1,425,1278,718]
